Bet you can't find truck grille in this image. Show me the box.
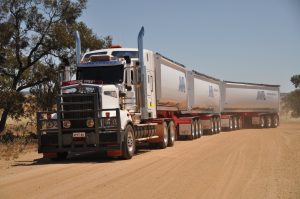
[60,93,97,129]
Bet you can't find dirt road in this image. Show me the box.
[0,121,300,199]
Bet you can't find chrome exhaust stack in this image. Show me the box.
[137,26,148,120]
[74,31,81,65]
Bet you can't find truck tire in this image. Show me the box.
[188,121,196,140]
[215,118,221,133]
[238,117,243,129]
[259,116,265,128]
[266,116,272,128]
[236,117,240,130]
[214,118,219,133]
[122,125,135,159]
[197,120,202,138]
[272,115,279,128]
[168,121,175,147]
[210,119,215,135]
[158,122,168,149]
[229,117,233,131]
[233,117,238,130]
[194,120,199,139]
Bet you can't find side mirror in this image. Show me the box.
[124,56,131,64]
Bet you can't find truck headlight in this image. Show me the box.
[86,118,95,128]
[46,121,58,129]
[63,120,71,128]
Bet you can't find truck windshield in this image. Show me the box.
[82,52,107,62]
[62,86,98,94]
[76,65,124,84]
[112,51,138,58]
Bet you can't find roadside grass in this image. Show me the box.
[0,139,37,161]
[1,117,37,161]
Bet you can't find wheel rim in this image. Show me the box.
[274,117,278,127]
[199,122,203,136]
[260,117,265,128]
[169,122,175,142]
[127,130,134,152]
[239,118,242,129]
[267,117,272,127]
[191,122,195,138]
[195,121,199,138]
[198,120,203,137]
[234,118,237,129]
[164,123,168,144]
[194,121,198,138]
[211,120,214,133]
[197,120,201,137]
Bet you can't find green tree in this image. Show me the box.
[291,75,300,88]
[0,0,111,133]
[282,74,300,118]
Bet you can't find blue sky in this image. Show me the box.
[80,0,300,92]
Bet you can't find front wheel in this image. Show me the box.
[122,125,135,159]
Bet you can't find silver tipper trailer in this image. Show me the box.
[220,81,280,129]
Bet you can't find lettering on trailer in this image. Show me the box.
[178,76,186,93]
[208,85,214,97]
[257,91,266,100]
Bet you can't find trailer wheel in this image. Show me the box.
[209,119,215,135]
[215,118,221,133]
[168,121,175,147]
[238,117,243,129]
[197,120,203,138]
[159,122,168,149]
[122,125,135,159]
[235,117,240,130]
[233,117,238,130]
[213,118,218,133]
[272,115,279,128]
[266,116,272,128]
[259,116,265,128]
[188,121,196,140]
[194,120,199,139]
[229,117,233,131]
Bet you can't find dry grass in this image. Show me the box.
[0,139,37,161]
[1,117,37,161]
